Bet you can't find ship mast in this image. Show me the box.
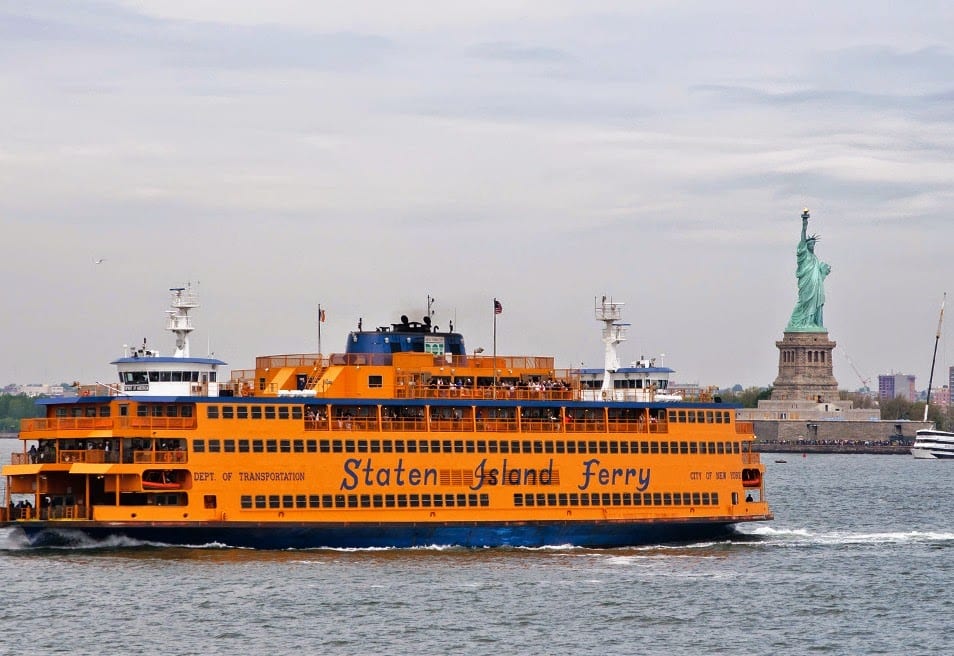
[166,285,199,358]
[924,292,946,422]
[596,296,628,398]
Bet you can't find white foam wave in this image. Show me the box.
[736,526,954,546]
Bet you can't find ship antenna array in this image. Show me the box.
[595,295,629,397]
[165,284,199,358]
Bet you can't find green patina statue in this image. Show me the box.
[786,208,831,332]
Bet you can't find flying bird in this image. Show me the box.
[94,258,106,264]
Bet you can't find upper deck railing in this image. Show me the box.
[21,417,198,433]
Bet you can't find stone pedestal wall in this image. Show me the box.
[771,331,839,402]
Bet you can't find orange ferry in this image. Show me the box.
[1,288,771,548]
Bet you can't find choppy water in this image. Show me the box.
[2,439,952,655]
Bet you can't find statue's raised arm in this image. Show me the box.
[785,208,831,333]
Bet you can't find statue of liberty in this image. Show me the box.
[786,208,831,332]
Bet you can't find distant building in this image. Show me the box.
[878,373,916,402]
[930,385,950,407]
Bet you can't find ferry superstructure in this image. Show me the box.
[1,290,771,548]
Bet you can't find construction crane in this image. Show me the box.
[843,352,872,392]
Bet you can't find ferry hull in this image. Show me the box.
[6,519,755,550]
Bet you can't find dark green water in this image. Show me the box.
[2,443,952,655]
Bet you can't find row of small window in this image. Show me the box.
[194,438,744,455]
[207,406,302,420]
[135,404,194,417]
[55,406,111,418]
[240,493,491,510]
[513,491,720,507]
[668,410,733,424]
[204,405,733,426]
[121,371,215,384]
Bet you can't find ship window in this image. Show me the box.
[293,440,304,453]
[587,441,597,454]
[692,493,701,506]
[237,439,249,453]
[702,492,711,505]
[319,440,330,453]
[555,441,565,454]
[193,440,205,453]
[406,440,418,453]
[347,495,358,508]
[309,495,320,508]
[608,441,618,454]
[306,440,317,453]
[712,492,719,505]
[278,407,289,420]
[385,494,396,508]
[663,492,672,506]
[409,494,420,508]
[371,495,383,508]
[680,441,689,454]
[368,375,383,388]
[632,493,641,506]
[204,495,216,509]
[252,407,262,419]
[398,495,408,508]
[280,440,291,453]
[642,493,652,505]
[252,440,263,453]
[466,441,476,454]
[269,495,280,509]
[255,495,266,509]
[149,372,160,382]
[640,441,649,454]
[345,440,356,453]
[454,440,464,453]
[164,405,178,417]
[369,439,380,452]
[682,493,691,505]
[160,371,171,382]
[266,440,277,453]
[208,440,221,453]
[119,405,128,417]
[282,495,293,508]
[171,372,182,382]
[650,441,659,454]
[295,495,306,508]
[660,442,669,454]
[717,442,725,454]
[332,440,343,453]
[652,493,662,505]
[733,442,740,454]
[99,406,111,417]
[241,495,252,509]
[265,407,276,420]
[383,440,394,453]
[207,406,219,419]
[224,440,235,453]
[237,406,248,419]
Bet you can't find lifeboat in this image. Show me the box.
[741,468,762,487]
[142,470,183,490]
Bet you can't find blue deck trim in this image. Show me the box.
[10,519,741,549]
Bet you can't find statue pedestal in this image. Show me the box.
[771,331,840,402]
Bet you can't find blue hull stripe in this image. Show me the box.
[11,520,738,549]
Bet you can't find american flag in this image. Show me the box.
[494,299,503,315]
[319,309,326,323]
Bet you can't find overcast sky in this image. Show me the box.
[2,1,953,391]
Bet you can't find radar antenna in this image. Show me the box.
[165,284,199,358]
[595,295,629,398]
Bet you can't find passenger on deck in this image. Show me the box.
[28,444,37,463]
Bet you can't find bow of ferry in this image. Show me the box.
[2,289,771,548]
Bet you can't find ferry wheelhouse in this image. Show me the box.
[1,290,771,548]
